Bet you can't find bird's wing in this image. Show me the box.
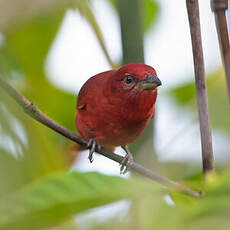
[76,70,114,111]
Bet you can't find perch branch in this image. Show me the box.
[0,76,200,197]
[186,0,214,176]
[211,0,230,103]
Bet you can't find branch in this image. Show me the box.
[211,0,230,103]
[186,0,214,176]
[0,76,200,197]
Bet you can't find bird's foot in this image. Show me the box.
[86,138,101,163]
[120,146,134,174]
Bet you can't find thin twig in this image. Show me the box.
[0,76,200,197]
[211,0,230,103]
[186,0,214,176]
[74,0,117,69]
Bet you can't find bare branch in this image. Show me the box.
[211,0,230,103]
[0,76,200,197]
[186,0,214,176]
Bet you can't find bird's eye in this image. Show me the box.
[124,75,134,84]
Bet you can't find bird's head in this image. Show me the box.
[108,63,162,97]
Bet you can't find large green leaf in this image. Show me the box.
[71,172,230,230]
[0,171,158,230]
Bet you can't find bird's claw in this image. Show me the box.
[120,152,134,174]
[86,138,101,163]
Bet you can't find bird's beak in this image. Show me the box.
[138,74,162,91]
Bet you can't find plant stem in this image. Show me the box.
[118,0,157,167]
[211,0,230,103]
[186,0,214,176]
[118,0,144,63]
[0,76,200,197]
[74,0,117,69]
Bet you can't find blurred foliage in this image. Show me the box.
[0,88,68,188]
[0,172,159,229]
[170,69,230,135]
[108,0,159,34]
[4,9,76,131]
[0,0,71,32]
[1,165,230,230]
[0,0,230,230]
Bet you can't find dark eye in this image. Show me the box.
[124,75,134,84]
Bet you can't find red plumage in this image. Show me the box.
[75,63,161,151]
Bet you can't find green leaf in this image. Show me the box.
[0,171,158,230]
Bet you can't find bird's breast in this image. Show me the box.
[104,92,156,145]
[76,88,157,147]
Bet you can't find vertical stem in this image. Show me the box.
[186,0,214,176]
[118,0,156,165]
[118,0,144,63]
[211,0,230,103]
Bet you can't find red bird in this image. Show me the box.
[76,63,161,173]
